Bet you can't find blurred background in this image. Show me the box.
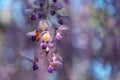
[0,0,120,80]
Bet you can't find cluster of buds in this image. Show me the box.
[24,0,68,73]
[26,19,67,73]
[24,0,64,22]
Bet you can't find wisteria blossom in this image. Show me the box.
[24,0,68,73]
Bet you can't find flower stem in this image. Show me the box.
[46,0,49,20]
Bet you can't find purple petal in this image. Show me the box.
[48,66,54,73]
[33,63,39,70]
[55,34,61,41]
[58,25,68,31]
[41,43,47,49]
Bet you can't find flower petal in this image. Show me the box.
[26,30,36,38]
[50,61,63,70]
[38,20,49,31]
[52,55,63,62]
[55,33,62,41]
[24,9,34,15]
[48,65,54,73]
[58,25,68,32]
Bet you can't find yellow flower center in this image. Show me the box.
[41,22,47,31]
[43,33,51,42]
[52,63,58,68]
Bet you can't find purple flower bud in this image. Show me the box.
[41,43,47,49]
[33,63,38,70]
[31,14,36,20]
[58,19,63,25]
[38,12,46,19]
[39,0,46,8]
[50,9,56,16]
[48,65,54,73]
[53,0,57,3]
[31,36,36,41]
[55,33,62,41]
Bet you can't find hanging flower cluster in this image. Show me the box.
[24,0,69,73]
